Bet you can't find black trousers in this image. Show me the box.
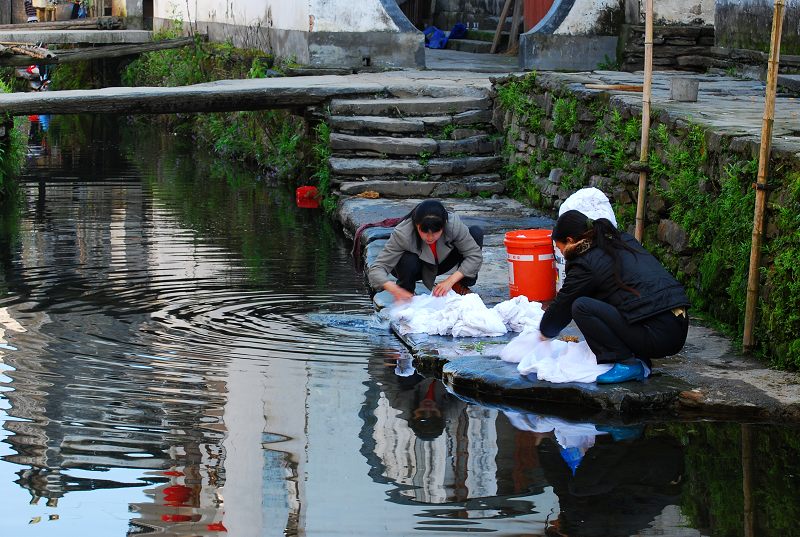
[394,226,484,293]
[571,296,688,368]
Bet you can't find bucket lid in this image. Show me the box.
[504,229,552,245]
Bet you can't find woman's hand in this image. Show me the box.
[432,279,454,297]
[433,272,464,297]
[384,282,414,303]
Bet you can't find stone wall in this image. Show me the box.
[492,72,800,364]
[621,25,716,72]
[621,24,800,74]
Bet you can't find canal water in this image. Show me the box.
[0,115,798,537]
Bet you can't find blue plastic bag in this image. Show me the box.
[423,26,448,49]
[448,23,467,40]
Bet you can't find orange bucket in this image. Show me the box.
[504,229,556,302]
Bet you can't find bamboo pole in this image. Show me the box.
[634,0,654,241]
[491,0,514,54]
[743,0,786,351]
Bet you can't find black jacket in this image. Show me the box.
[540,233,689,337]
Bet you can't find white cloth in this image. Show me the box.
[499,328,612,383]
[558,187,618,226]
[556,187,617,291]
[389,293,544,337]
[503,411,606,451]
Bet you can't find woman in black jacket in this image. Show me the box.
[539,210,690,384]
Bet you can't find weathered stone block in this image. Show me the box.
[579,138,595,156]
[613,186,633,204]
[658,219,689,253]
[553,134,567,150]
[548,168,563,184]
[589,175,612,189]
[567,133,582,152]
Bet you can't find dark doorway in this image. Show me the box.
[397,0,433,30]
[143,0,153,30]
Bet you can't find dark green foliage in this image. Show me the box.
[119,37,309,185]
[764,171,800,367]
[0,80,25,200]
[552,97,578,135]
[311,122,336,214]
[665,422,800,537]
[595,109,641,169]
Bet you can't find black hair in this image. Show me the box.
[553,210,639,296]
[406,200,448,248]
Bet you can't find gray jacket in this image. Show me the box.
[368,213,483,291]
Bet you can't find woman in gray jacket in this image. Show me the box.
[368,200,483,302]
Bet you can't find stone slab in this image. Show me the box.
[0,69,497,116]
[331,133,437,156]
[329,96,490,117]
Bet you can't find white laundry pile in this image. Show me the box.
[500,328,612,383]
[389,293,544,337]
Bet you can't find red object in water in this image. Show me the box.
[162,470,184,477]
[207,521,228,532]
[163,484,192,506]
[296,186,320,209]
[162,514,194,523]
[28,115,39,122]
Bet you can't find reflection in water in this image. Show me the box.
[0,116,799,537]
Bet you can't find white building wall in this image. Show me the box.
[653,0,715,25]
[152,0,422,68]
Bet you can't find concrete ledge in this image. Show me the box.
[520,34,618,71]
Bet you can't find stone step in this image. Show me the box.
[328,96,490,117]
[446,38,492,54]
[327,110,494,135]
[329,156,503,176]
[338,179,506,198]
[330,133,499,157]
[333,173,502,184]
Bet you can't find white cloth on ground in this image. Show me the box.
[499,328,612,383]
[389,293,544,337]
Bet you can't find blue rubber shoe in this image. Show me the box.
[596,360,647,384]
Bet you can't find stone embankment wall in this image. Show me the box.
[493,72,800,367]
[621,25,800,75]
